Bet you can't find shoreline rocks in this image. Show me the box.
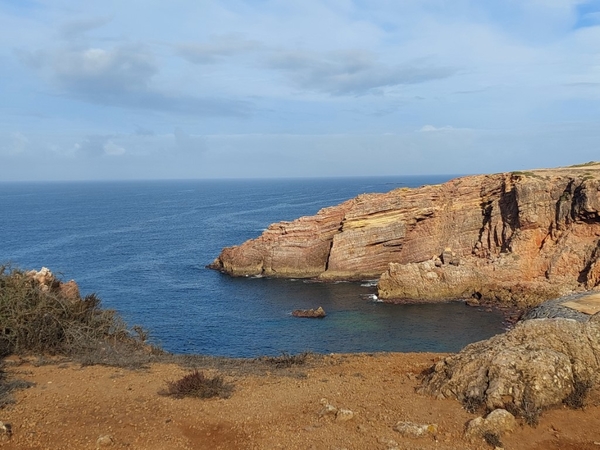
[210,163,600,307]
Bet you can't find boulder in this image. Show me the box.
[419,318,600,417]
[464,409,516,442]
[292,306,326,318]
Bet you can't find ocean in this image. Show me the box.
[0,176,506,357]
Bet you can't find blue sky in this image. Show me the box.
[1,0,599,181]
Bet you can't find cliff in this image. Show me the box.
[209,163,600,306]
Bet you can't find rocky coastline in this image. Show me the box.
[210,162,600,308]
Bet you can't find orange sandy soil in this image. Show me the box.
[1,353,599,450]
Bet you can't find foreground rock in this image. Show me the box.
[419,315,600,418]
[210,163,600,306]
[464,409,516,443]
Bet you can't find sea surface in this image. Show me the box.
[0,176,507,357]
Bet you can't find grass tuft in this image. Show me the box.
[564,378,593,409]
[160,370,233,399]
[483,431,502,448]
[260,351,310,369]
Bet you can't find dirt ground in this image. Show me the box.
[1,353,599,450]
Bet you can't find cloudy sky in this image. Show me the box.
[1,0,599,181]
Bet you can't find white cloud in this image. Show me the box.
[266,50,457,95]
[58,16,113,40]
[16,44,253,116]
[176,34,262,64]
[3,132,30,155]
[417,125,457,132]
[103,140,125,156]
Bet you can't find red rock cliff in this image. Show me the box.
[209,163,600,306]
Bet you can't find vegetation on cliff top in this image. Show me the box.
[0,265,156,362]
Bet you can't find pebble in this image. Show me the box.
[96,434,114,447]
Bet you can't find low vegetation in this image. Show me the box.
[564,378,593,409]
[568,161,599,168]
[0,265,170,374]
[0,265,152,360]
[260,351,310,368]
[160,370,233,399]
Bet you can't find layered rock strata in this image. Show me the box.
[209,163,600,305]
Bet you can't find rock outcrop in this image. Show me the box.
[419,316,600,417]
[27,267,80,301]
[210,163,600,305]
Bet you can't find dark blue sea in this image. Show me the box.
[0,176,506,357]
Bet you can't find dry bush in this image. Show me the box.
[462,394,485,414]
[260,351,310,369]
[564,378,593,409]
[0,265,154,364]
[161,370,233,399]
[483,431,502,448]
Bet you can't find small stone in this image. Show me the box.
[393,421,438,438]
[319,403,338,417]
[335,409,354,422]
[0,421,12,437]
[441,248,453,265]
[96,435,114,447]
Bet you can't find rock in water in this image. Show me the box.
[419,316,600,416]
[292,306,326,318]
[210,164,600,307]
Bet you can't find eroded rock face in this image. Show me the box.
[210,164,600,304]
[419,317,600,415]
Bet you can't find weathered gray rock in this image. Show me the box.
[419,318,600,416]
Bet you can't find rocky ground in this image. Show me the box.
[1,352,599,450]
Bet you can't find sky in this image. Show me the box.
[1,0,599,181]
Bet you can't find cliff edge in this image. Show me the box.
[209,162,600,306]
